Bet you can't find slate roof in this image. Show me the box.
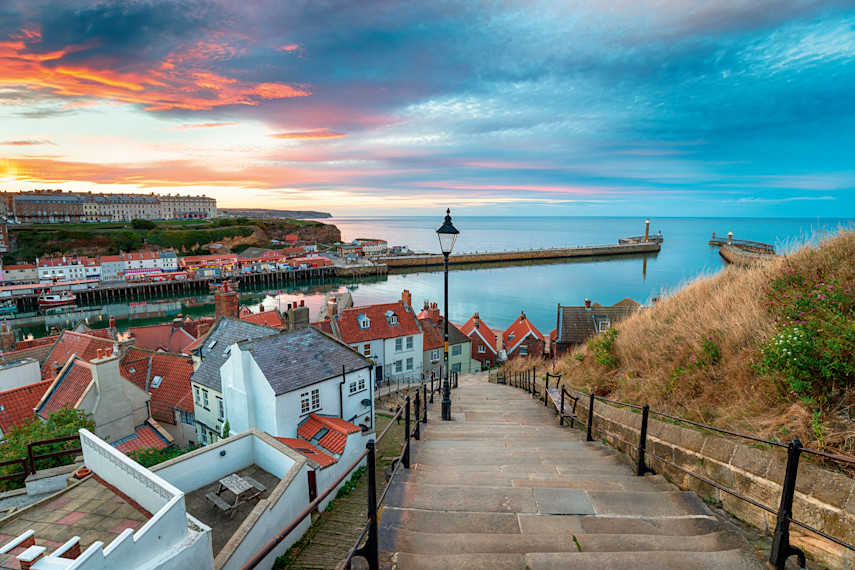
[503,312,546,354]
[129,323,196,353]
[333,301,421,344]
[240,327,373,396]
[41,331,115,380]
[241,310,285,329]
[459,313,498,354]
[0,380,52,434]
[120,348,194,424]
[112,423,171,454]
[1,344,53,367]
[275,437,337,467]
[297,414,361,455]
[189,317,281,392]
[38,358,92,418]
[556,299,642,345]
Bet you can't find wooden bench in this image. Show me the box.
[206,492,233,513]
[243,476,267,494]
[546,387,579,427]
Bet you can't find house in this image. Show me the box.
[2,264,38,284]
[129,320,197,353]
[328,292,423,384]
[459,312,499,369]
[503,311,546,359]
[552,298,642,356]
[36,256,91,282]
[353,239,388,257]
[35,348,171,452]
[99,254,125,282]
[120,348,197,448]
[40,330,122,381]
[417,301,480,376]
[220,326,374,438]
[186,317,281,446]
[0,379,52,437]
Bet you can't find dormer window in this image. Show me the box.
[358,313,371,329]
[385,310,398,325]
[597,318,611,333]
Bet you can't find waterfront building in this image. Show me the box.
[99,254,125,282]
[36,256,96,282]
[459,312,499,370]
[2,264,38,284]
[327,293,424,384]
[221,326,375,437]
[160,250,179,271]
[353,238,388,257]
[503,311,546,359]
[186,317,281,446]
[551,298,642,356]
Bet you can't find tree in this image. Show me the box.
[110,230,142,253]
[221,420,231,438]
[131,219,156,230]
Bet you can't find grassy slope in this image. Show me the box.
[507,230,855,455]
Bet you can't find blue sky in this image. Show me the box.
[0,0,853,216]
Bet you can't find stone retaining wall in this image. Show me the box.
[575,395,855,569]
[378,242,660,268]
[719,244,776,266]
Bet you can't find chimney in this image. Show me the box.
[215,282,240,319]
[0,323,16,352]
[328,298,338,317]
[427,302,440,323]
[520,310,526,321]
[402,290,412,308]
[172,317,183,329]
[90,350,136,441]
[287,303,310,331]
[108,316,116,330]
[644,218,650,242]
[584,299,592,310]
[474,313,480,329]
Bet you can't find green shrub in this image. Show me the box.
[131,219,156,230]
[587,327,619,368]
[127,446,190,468]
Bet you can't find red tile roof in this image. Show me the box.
[276,437,337,467]
[112,423,171,454]
[129,323,196,353]
[12,336,59,351]
[459,313,498,354]
[0,344,54,366]
[297,414,360,455]
[0,380,52,434]
[241,310,285,329]
[100,255,122,262]
[503,312,545,354]
[310,320,334,335]
[334,301,421,344]
[2,264,36,270]
[38,358,92,418]
[239,305,253,317]
[41,331,115,380]
[120,348,194,424]
[419,318,443,351]
[180,316,214,339]
[82,328,116,340]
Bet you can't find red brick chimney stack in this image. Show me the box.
[0,323,16,352]
[215,281,240,318]
[108,316,116,330]
[474,313,480,329]
[402,290,412,308]
[427,302,440,322]
[520,311,526,321]
[584,299,592,310]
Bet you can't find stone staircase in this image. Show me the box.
[379,372,764,569]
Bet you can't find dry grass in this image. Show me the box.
[504,229,855,454]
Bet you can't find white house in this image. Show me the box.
[99,255,125,282]
[327,294,423,384]
[36,256,89,282]
[220,326,374,438]
[160,251,179,271]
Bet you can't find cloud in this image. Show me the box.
[734,196,836,204]
[269,130,348,140]
[170,122,242,130]
[0,139,53,146]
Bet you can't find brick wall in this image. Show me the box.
[574,395,855,569]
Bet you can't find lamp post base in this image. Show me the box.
[441,400,451,421]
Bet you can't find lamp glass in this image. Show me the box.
[436,209,459,254]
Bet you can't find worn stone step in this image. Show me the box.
[391,552,525,569]
[524,548,764,569]
[393,471,672,491]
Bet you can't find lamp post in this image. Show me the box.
[436,209,459,421]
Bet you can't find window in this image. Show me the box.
[451,363,461,373]
[180,410,195,425]
[358,378,365,391]
[598,320,611,332]
[395,360,402,373]
[216,397,224,420]
[301,389,321,414]
[349,381,358,394]
[430,349,440,361]
[358,314,370,329]
[520,345,528,355]
[452,345,462,357]
[395,338,403,351]
[194,386,201,404]
[201,430,208,445]
[311,389,320,410]
[363,344,371,356]
[406,357,413,371]
[385,310,398,325]
[478,345,486,353]
[202,389,209,409]
[406,336,413,350]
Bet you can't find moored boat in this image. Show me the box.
[38,292,76,308]
[0,300,17,315]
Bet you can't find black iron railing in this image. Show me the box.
[240,377,441,570]
[499,369,854,570]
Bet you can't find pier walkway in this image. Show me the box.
[380,372,763,569]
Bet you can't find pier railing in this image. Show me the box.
[497,366,854,569]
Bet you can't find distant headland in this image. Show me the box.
[218,208,331,219]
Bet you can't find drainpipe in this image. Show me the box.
[339,364,346,420]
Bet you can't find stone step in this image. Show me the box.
[393,471,673,491]
[411,452,628,467]
[523,549,763,569]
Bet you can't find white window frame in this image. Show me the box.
[406,336,413,350]
[395,338,403,351]
[349,381,358,394]
[202,389,209,409]
[406,357,413,371]
[430,349,440,361]
[395,360,402,373]
[358,378,365,391]
[520,345,528,355]
[478,345,486,353]
[194,385,201,404]
[216,397,224,420]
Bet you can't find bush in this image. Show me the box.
[127,446,190,468]
[131,219,156,230]
[587,327,619,368]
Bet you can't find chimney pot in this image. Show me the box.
[96,348,103,359]
[584,299,592,309]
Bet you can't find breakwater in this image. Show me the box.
[719,244,776,266]
[378,241,660,268]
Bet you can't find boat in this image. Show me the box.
[0,300,17,315]
[38,292,76,309]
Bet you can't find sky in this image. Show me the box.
[0,0,853,217]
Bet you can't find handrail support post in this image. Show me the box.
[352,440,379,570]
[560,387,565,426]
[586,393,595,442]
[770,439,806,569]
[637,404,653,476]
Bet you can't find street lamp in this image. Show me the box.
[436,208,459,421]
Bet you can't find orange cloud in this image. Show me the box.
[269,130,348,140]
[169,122,243,130]
[0,32,310,111]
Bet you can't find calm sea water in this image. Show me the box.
[315,216,851,335]
[14,217,852,339]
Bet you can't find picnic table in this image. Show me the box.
[206,473,266,518]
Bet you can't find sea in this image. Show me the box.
[12,217,853,339]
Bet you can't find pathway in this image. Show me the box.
[380,371,764,569]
